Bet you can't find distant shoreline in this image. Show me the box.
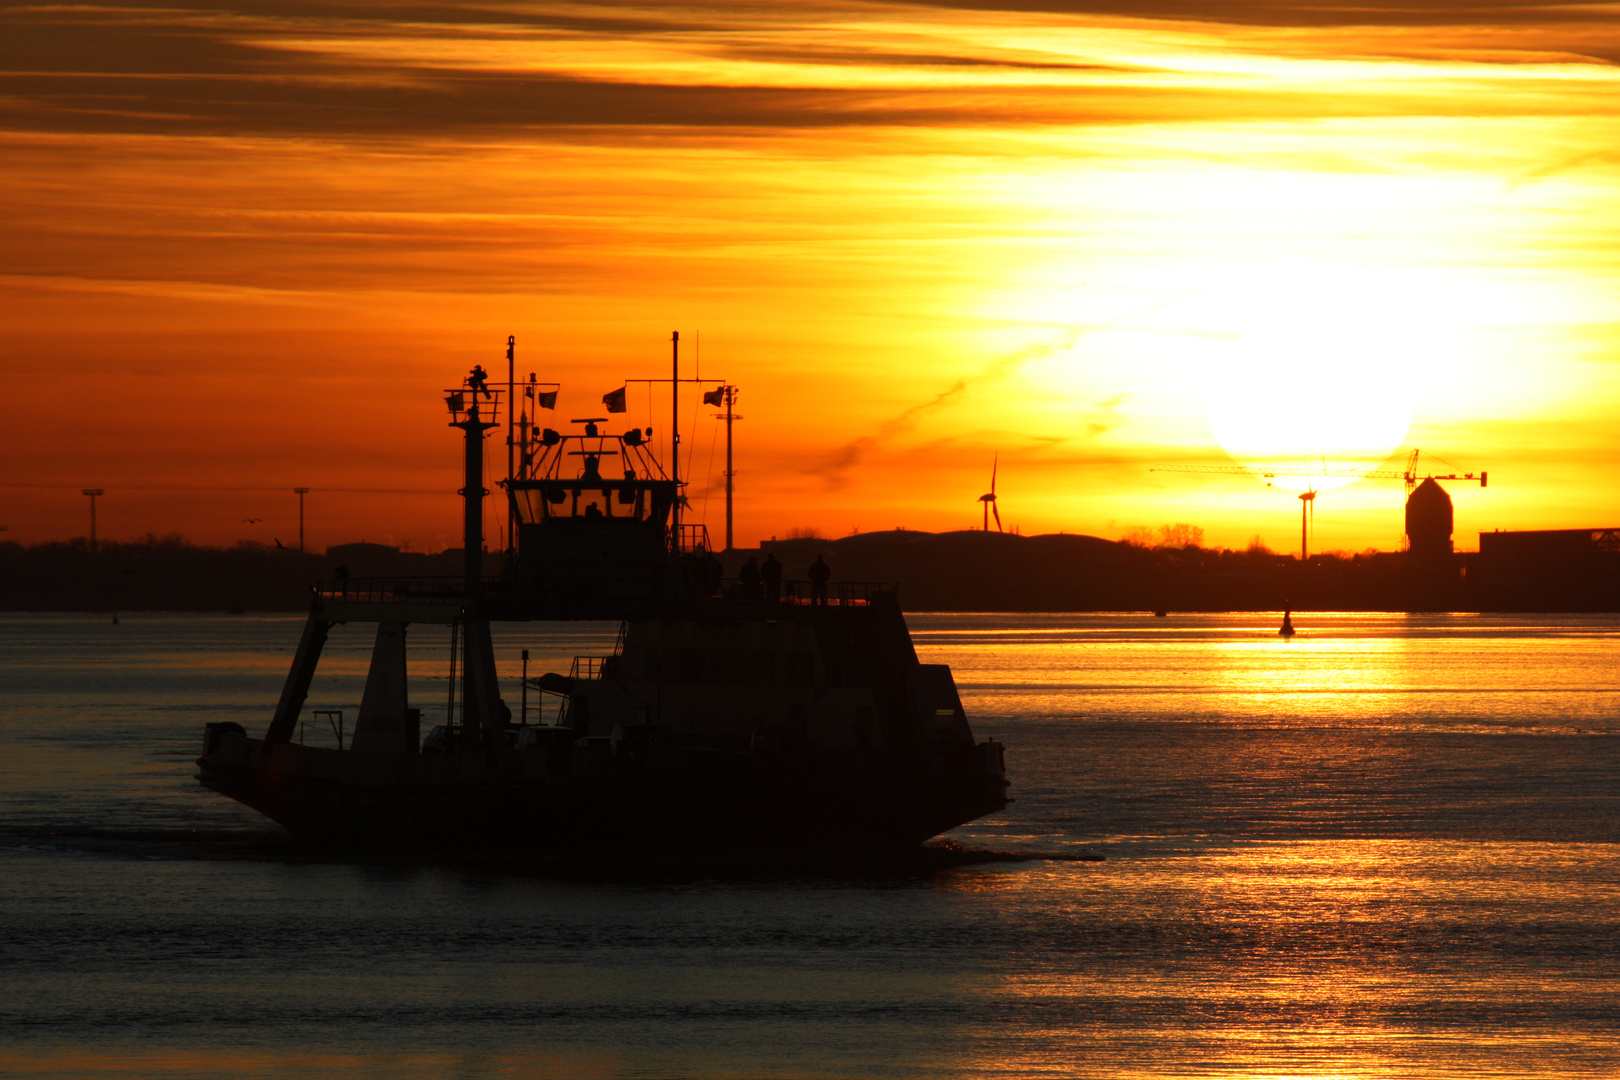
[5,530,1616,614]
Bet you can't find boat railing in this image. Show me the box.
[570,655,615,680]
[674,523,712,556]
[313,577,467,605]
[788,579,896,605]
[705,579,897,606]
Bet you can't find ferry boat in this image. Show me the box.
[196,339,1010,858]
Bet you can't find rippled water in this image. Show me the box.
[2,612,1617,1078]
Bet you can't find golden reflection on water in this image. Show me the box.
[962,838,1619,1080]
[917,614,1620,729]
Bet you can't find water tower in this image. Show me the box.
[1405,477,1453,563]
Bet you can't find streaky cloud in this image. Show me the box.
[812,329,1082,487]
[904,0,1620,30]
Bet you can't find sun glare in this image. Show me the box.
[1186,250,1476,491]
[1204,308,1417,486]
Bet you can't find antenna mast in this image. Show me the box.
[671,331,680,543]
[620,337,727,554]
[506,336,516,557]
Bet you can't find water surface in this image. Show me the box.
[2,612,1616,1078]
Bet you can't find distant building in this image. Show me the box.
[1478,528,1620,575]
[1475,527,1620,610]
[321,541,457,578]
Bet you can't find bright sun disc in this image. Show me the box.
[1204,303,1416,488]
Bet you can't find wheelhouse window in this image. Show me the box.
[511,482,674,526]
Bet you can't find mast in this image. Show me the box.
[506,335,516,557]
[446,376,505,753]
[671,331,680,545]
[619,336,729,554]
[717,386,741,551]
[448,386,498,595]
[725,387,734,551]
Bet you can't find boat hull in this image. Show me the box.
[197,736,1010,855]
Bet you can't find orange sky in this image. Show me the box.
[2,0,1618,555]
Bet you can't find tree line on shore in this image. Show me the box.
[0,536,468,613]
[8,527,1602,613]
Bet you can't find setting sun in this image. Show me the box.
[1202,276,1420,480]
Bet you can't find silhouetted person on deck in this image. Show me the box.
[762,552,783,602]
[808,554,830,605]
[740,556,762,600]
[468,364,492,398]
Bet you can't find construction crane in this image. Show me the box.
[1149,450,1488,560]
[1152,450,1485,494]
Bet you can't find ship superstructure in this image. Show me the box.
[197,338,1009,856]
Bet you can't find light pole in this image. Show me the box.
[82,489,104,552]
[293,488,309,552]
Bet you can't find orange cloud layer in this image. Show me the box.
[1,0,1617,557]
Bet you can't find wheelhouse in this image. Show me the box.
[506,419,681,612]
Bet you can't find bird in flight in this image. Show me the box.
[243,517,263,524]
[273,538,286,549]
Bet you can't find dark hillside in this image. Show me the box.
[722,530,1620,612]
[4,529,1616,612]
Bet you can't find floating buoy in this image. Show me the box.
[1278,607,1295,637]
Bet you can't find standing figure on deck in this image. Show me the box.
[808,554,831,606]
[468,364,492,399]
[761,552,783,602]
[740,556,762,600]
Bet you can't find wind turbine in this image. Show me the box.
[979,454,1002,532]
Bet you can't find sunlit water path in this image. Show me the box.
[2,613,1616,1078]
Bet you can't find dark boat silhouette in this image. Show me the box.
[196,351,1009,859]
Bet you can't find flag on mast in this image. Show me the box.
[536,389,558,409]
[603,386,627,413]
[702,386,725,407]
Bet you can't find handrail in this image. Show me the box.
[314,577,466,604]
[570,655,614,680]
[313,575,898,608]
[715,578,897,606]
[675,523,711,556]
